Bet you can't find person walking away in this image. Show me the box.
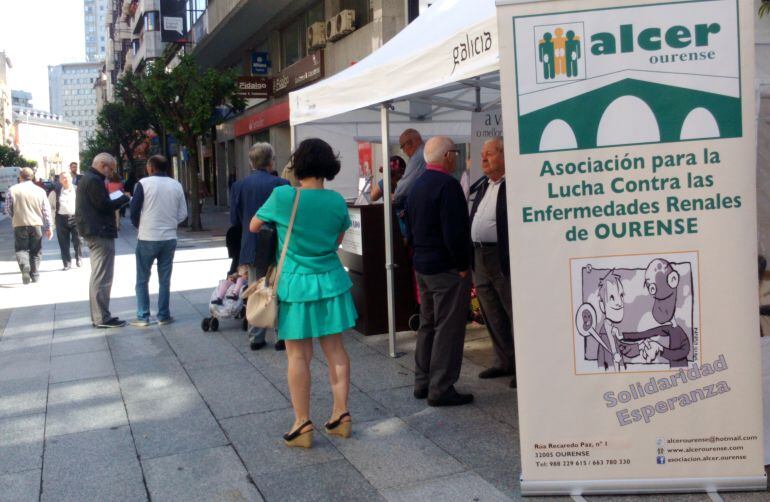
[69,162,82,186]
[76,153,131,328]
[129,155,187,326]
[405,136,474,407]
[106,171,125,231]
[470,138,517,388]
[230,143,288,350]
[48,171,82,270]
[250,138,358,448]
[392,129,426,237]
[4,167,53,284]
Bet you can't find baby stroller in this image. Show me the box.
[201,279,248,332]
[201,225,248,332]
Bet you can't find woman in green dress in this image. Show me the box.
[249,138,357,448]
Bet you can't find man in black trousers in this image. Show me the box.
[49,171,82,270]
[470,138,516,388]
[406,136,473,407]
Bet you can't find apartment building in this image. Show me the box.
[85,0,111,62]
[12,109,80,177]
[184,0,422,206]
[0,52,12,147]
[48,62,103,151]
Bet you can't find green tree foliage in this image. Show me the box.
[97,100,149,175]
[80,131,118,173]
[761,0,770,18]
[137,55,244,230]
[0,145,36,168]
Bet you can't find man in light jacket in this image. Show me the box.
[49,171,82,270]
[130,155,188,326]
[5,167,52,284]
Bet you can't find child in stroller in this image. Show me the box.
[201,226,249,332]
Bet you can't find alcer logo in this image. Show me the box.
[535,24,586,83]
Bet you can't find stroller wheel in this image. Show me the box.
[201,318,211,332]
[210,318,219,332]
[242,319,248,331]
[408,313,420,332]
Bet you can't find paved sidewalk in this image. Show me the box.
[0,210,767,501]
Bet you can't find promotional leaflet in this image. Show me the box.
[495,0,765,494]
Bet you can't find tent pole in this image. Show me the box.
[381,103,397,358]
[290,125,296,151]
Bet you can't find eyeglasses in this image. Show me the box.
[399,140,411,150]
[445,149,460,156]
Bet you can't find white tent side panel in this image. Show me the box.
[290,0,499,125]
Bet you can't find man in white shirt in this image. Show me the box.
[129,155,188,326]
[49,171,82,270]
[469,138,517,388]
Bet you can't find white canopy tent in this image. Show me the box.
[289,0,501,356]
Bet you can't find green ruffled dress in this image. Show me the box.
[256,185,358,340]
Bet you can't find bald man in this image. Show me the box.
[392,128,426,236]
[405,136,473,407]
[76,153,131,328]
[470,138,516,388]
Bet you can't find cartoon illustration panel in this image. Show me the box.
[570,252,700,375]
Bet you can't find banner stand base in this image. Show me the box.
[520,475,768,496]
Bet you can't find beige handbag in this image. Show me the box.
[242,190,300,329]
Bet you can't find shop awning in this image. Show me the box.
[289,0,499,125]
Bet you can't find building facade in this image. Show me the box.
[12,109,80,178]
[85,0,111,62]
[0,52,12,147]
[11,90,33,110]
[48,62,103,152]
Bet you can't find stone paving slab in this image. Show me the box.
[42,426,146,502]
[381,471,512,502]
[45,377,128,437]
[0,351,50,382]
[186,361,289,419]
[49,350,115,384]
[329,417,466,490]
[114,357,200,404]
[0,413,44,475]
[256,459,384,502]
[107,329,175,361]
[346,353,414,393]
[221,409,342,476]
[0,375,49,420]
[50,333,107,357]
[0,469,41,502]
[125,393,228,460]
[142,446,262,502]
[243,346,330,398]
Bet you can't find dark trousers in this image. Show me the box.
[473,247,515,371]
[55,214,81,266]
[14,226,43,281]
[414,271,472,399]
[85,237,116,324]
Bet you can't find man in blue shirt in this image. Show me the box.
[230,142,288,350]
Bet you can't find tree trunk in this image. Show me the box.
[187,142,202,231]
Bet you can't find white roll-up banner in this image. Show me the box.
[495,0,766,495]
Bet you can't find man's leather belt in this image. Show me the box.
[472,242,497,248]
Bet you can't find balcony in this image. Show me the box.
[132,30,164,72]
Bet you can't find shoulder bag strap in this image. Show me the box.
[271,188,301,292]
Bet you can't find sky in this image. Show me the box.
[0,0,86,113]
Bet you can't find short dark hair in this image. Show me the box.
[148,155,169,173]
[389,155,406,174]
[291,138,340,181]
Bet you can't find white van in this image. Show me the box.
[0,166,22,208]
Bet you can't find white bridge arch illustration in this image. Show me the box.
[520,70,741,154]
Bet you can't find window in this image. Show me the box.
[144,11,159,31]
[279,2,323,69]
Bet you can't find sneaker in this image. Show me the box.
[96,318,127,329]
[76,259,82,267]
[21,267,30,285]
[157,317,175,326]
[210,298,223,306]
[63,264,71,271]
[130,318,153,327]
[250,340,266,351]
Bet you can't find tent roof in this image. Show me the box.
[289,0,498,125]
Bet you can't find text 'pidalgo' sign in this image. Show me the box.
[496,0,764,495]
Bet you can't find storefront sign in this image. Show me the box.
[496,0,764,495]
[271,51,324,97]
[160,0,187,43]
[235,77,270,99]
[340,208,363,255]
[234,101,290,137]
[251,52,269,76]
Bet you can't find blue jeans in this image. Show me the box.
[135,239,177,321]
